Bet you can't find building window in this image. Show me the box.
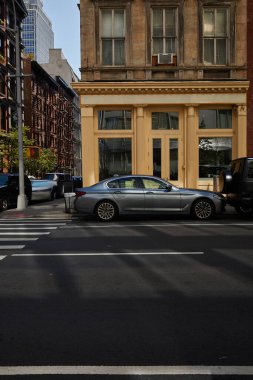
[100,9,125,66]
[98,110,131,130]
[199,137,232,178]
[203,8,228,65]
[199,109,232,129]
[152,8,176,54]
[152,112,179,130]
[99,138,132,180]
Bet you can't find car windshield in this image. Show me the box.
[0,175,8,186]
[43,174,55,180]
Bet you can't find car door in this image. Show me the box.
[142,177,181,213]
[109,177,145,213]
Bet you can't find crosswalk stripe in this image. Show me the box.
[0,223,66,226]
[0,245,25,250]
[0,227,58,230]
[0,256,6,260]
[0,238,38,241]
[0,232,50,235]
[0,365,253,376]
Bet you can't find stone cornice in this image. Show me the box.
[72,81,249,96]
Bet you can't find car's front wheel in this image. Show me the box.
[95,200,117,221]
[0,197,8,211]
[191,198,214,220]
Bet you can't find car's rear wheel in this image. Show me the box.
[0,197,8,211]
[96,200,117,221]
[191,198,214,220]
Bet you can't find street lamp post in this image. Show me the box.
[13,6,26,210]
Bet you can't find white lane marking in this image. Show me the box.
[0,365,253,376]
[0,232,50,235]
[0,223,66,226]
[12,251,204,257]
[0,255,6,260]
[0,238,38,241]
[0,245,25,250]
[61,223,253,228]
[0,227,58,230]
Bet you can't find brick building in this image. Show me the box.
[73,0,249,190]
[23,59,76,173]
[0,0,27,169]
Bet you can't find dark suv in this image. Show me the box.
[219,157,253,215]
[0,174,32,211]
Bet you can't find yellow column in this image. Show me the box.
[81,106,96,186]
[186,105,198,188]
[235,104,247,158]
[135,105,148,174]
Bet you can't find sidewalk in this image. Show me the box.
[0,198,74,219]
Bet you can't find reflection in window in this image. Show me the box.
[152,112,179,130]
[98,110,131,130]
[247,160,253,179]
[153,139,161,177]
[199,109,232,129]
[170,139,178,180]
[199,137,232,178]
[203,8,228,65]
[99,138,132,180]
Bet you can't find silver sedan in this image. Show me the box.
[74,175,225,221]
[31,179,57,202]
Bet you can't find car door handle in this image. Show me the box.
[114,191,122,194]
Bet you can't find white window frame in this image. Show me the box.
[100,8,126,66]
[151,7,177,55]
[203,7,229,65]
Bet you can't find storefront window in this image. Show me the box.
[98,110,131,130]
[199,109,232,129]
[199,137,232,178]
[152,112,179,130]
[99,138,132,180]
[170,139,178,180]
[153,139,161,177]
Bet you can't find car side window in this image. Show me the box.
[107,180,119,188]
[118,178,143,189]
[142,178,167,189]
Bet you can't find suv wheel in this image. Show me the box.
[0,197,8,211]
[235,205,253,216]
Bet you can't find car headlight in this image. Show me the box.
[213,194,224,200]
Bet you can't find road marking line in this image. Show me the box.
[0,255,6,260]
[0,365,253,376]
[61,223,253,228]
[0,223,66,226]
[0,227,58,230]
[12,251,204,257]
[0,238,38,241]
[0,232,50,235]
[0,245,25,250]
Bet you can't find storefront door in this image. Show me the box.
[150,135,183,186]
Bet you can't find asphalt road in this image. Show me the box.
[0,206,253,379]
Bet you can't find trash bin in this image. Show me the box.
[213,175,219,192]
[64,192,76,213]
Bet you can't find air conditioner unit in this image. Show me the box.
[157,53,174,65]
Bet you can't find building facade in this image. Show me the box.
[0,0,27,170]
[23,59,76,174]
[73,0,249,190]
[22,0,53,63]
[41,49,82,176]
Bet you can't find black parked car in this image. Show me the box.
[0,173,32,211]
[219,157,253,215]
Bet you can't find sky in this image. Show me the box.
[43,0,80,77]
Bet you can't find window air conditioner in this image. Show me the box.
[157,53,174,64]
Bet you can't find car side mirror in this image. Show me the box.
[166,184,172,192]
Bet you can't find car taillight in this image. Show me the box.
[75,190,86,197]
